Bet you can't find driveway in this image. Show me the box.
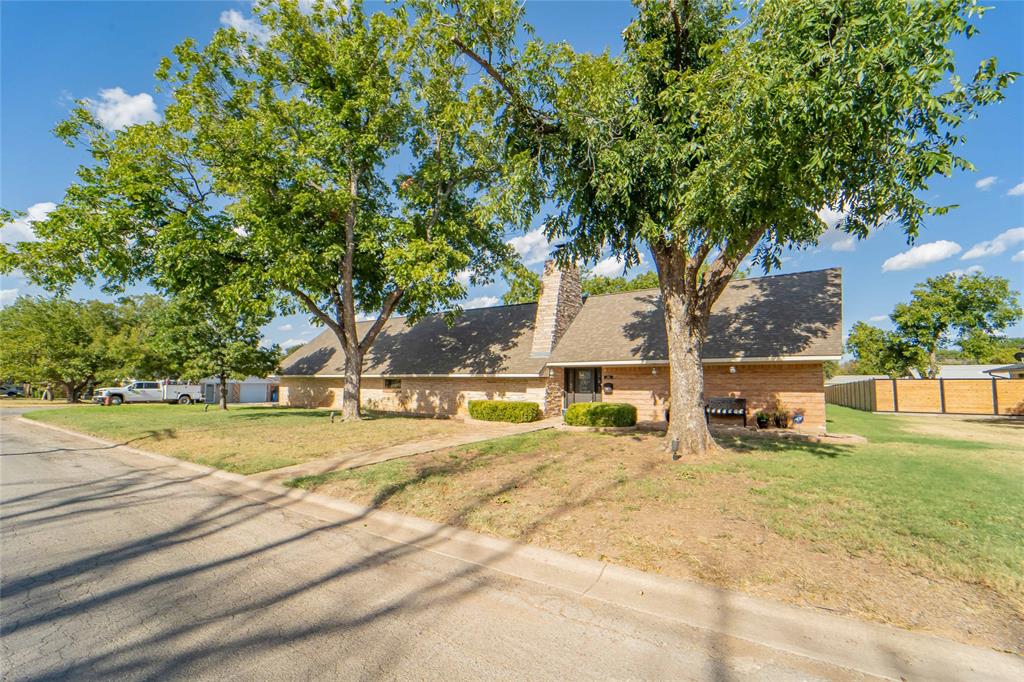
[2,410,1019,680]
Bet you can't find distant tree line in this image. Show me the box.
[0,294,280,406]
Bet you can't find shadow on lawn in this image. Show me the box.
[3,422,859,681]
[716,434,850,459]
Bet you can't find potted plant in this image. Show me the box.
[773,407,791,428]
[755,410,771,429]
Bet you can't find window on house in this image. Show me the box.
[384,378,402,389]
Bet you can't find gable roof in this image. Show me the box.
[280,302,547,377]
[547,268,843,365]
[279,267,843,377]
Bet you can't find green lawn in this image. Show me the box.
[23,403,467,474]
[286,406,1024,650]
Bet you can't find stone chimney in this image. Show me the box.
[530,260,582,357]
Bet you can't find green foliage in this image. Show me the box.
[891,273,1022,375]
[848,274,1022,378]
[501,264,542,305]
[468,399,542,423]
[2,0,520,418]
[152,294,280,408]
[582,271,660,297]
[564,402,638,427]
[432,0,1013,447]
[844,321,926,378]
[822,360,839,380]
[0,295,175,400]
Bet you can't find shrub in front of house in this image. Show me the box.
[468,400,542,423]
[564,402,638,428]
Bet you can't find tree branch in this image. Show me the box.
[451,37,559,135]
[357,287,404,355]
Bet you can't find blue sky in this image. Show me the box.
[2,0,1022,350]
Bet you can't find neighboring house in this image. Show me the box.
[279,264,843,432]
[915,364,1011,379]
[200,376,279,404]
[987,363,1024,380]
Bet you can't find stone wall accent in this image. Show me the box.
[530,260,582,358]
[543,370,565,417]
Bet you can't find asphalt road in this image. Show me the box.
[1,410,866,681]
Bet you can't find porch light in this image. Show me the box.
[729,365,736,374]
[652,367,657,375]
[548,367,555,378]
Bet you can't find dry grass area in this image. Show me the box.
[289,407,1024,653]
[25,404,467,474]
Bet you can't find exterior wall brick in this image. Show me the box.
[279,377,344,409]
[282,362,828,431]
[281,376,545,416]
[600,366,670,423]
[576,362,828,432]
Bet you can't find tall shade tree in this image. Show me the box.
[154,296,280,410]
[0,296,173,401]
[1,0,516,421]
[891,273,1022,377]
[844,320,926,378]
[430,0,1015,454]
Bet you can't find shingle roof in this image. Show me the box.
[547,268,843,364]
[279,267,843,377]
[280,302,548,377]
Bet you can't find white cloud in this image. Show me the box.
[1,201,56,245]
[86,88,159,131]
[277,323,294,332]
[281,338,308,348]
[1007,182,1024,197]
[507,228,550,266]
[1011,250,1024,263]
[974,176,998,191]
[815,208,860,251]
[456,269,472,287]
[881,240,961,272]
[948,265,984,277]
[589,252,646,278]
[463,296,499,309]
[0,288,17,306]
[817,207,847,229]
[220,9,272,43]
[868,315,888,322]
[961,227,1024,260]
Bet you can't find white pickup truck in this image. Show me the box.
[93,380,203,406]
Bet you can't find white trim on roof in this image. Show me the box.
[548,356,839,367]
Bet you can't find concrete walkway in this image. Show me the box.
[250,416,561,484]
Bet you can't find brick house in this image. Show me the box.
[279,263,843,432]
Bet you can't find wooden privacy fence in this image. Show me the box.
[826,378,1024,416]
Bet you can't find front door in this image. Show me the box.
[565,368,601,407]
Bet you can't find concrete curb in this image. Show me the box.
[17,415,1024,681]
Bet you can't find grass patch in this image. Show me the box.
[24,403,468,475]
[292,405,1024,651]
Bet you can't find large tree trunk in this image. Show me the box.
[660,275,715,458]
[340,348,363,421]
[219,372,229,411]
[63,381,77,404]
